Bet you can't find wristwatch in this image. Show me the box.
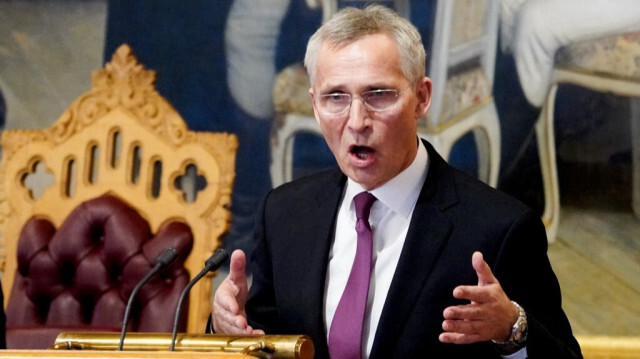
[492,301,528,355]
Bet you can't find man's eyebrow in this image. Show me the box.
[365,85,391,91]
[318,84,346,94]
[320,83,392,93]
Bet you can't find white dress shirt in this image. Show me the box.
[323,139,527,359]
[324,140,428,357]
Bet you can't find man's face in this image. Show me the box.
[310,33,431,190]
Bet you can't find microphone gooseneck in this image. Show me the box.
[169,248,228,351]
[118,247,179,351]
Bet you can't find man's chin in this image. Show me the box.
[344,169,382,190]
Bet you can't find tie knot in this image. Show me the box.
[354,192,377,220]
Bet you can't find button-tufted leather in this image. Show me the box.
[5,194,194,349]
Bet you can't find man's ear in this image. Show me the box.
[415,77,432,118]
[309,88,321,124]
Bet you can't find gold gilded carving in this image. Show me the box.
[0,129,50,271]
[0,130,49,163]
[50,44,191,146]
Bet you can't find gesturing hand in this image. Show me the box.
[439,251,518,344]
[211,249,265,335]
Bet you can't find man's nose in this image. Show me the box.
[347,97,369,131]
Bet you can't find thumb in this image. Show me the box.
[472,251,497,286]
[228,249,247,285]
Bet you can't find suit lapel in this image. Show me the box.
[370,142,460,359]
[285,170,346,357]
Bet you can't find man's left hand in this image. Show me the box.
[439,251,518,344]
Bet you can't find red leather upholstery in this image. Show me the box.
[5,194,194,349]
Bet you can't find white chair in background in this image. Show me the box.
[535,32,640,241]
[419,0,500,187]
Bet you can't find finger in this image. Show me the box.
[442,318,482,335]
[213,286,244,315]
[214,290,240,316]
[442,303,484,321]
[228,249,247,284]
[213,295,242,326]
[214,278,244,313]
[452,284,498,303]
[221,321,249,334]
[472,251,497,286]
[233,320,263,335]
[233,314,250,330]
[213,310,248,334]
[213,302,254,334]
[439,331,483,345]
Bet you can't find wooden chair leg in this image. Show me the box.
[536,83,561,243]
[631,98,640,219]
[473,102,501,188]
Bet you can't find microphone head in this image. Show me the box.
[204,248,228,271]
[156,247,179,267]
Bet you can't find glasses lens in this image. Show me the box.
[362,89,399,111]
[318,93,350,114]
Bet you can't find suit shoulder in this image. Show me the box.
[270,168,344,198]
[451,168,535,218]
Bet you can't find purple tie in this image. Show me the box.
[329,192,377,359]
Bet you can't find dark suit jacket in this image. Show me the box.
[246,140,582,358]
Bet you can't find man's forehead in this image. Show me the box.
[320,32,392,52]
[314,36,402,85]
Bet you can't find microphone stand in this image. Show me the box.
[170,248,228,351]
[118,247,178,350]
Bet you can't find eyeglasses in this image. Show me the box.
[314,86,411,115]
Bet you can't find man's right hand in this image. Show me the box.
[211,249,265,334]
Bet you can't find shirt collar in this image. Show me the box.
[345,138,429,218]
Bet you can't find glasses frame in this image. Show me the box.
[314,85,412,116]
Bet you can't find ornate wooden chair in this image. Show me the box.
[0,44,237,348]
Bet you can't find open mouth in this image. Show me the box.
[350,145,374,159]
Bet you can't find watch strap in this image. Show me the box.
[492,301,528,355]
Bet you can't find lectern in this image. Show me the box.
[0,332,314,359]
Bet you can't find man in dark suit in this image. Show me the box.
[212,5,582,359]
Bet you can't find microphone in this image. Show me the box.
[118,247,178,351]
[170,248,228,351]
